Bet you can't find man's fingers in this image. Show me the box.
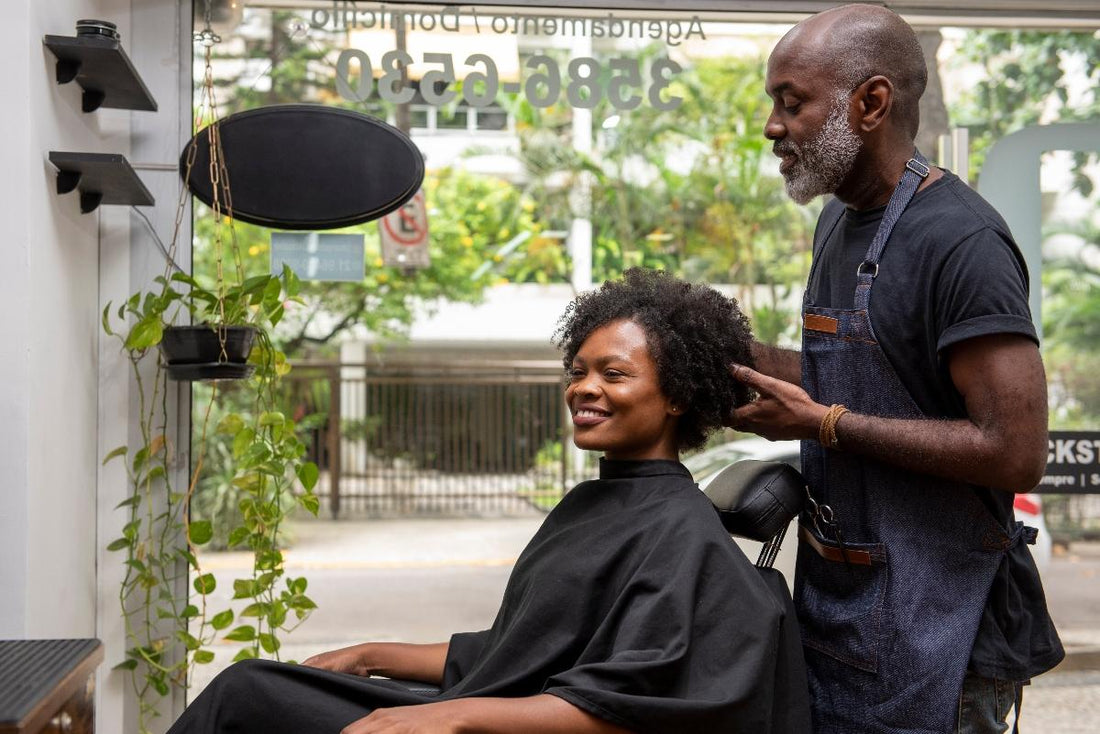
[729,362,775,394]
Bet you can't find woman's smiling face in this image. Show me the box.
[566,319,681,461]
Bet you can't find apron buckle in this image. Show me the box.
[906,157,930,178]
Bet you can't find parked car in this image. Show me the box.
[685,438,1051,572]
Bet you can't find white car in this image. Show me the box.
[685,438,1051,573]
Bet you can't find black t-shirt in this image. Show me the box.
[807,170,1036,418]
[807,171,1063,680]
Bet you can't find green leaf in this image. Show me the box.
[296,462,319,491]
[288,577,308,595]
[262,278,282,304]
[193,573,217,594]
[226,526,250,548]
[210,610,234,630]
[299,493,320,516]
[241,274,272,295]
[256,549,283,570]
[232,579,257,599]
[171,272,201,288]
[102,303,115,336]
[288,595,317,612]
[151,675,170,696]
[240,602,266,617]
[107,538,131,552]
[188,520,213,546]
[176,631,201,651]
[232,647,259,663]
[125,315,163,351]
[224,625,256,642]
[259,411,285,427]
[121,519,141,540]
[267,604,287,628]
[193,650,215,665]
[258,633,280,654]
[217,413,245,435]
[178,548,199,569]
[232,428,257,458]
[132,447,149,473]
[112,658,139,671]
[267,302,285,327]
[181,604,200,619]
[283,264,301,297]
[114,494,141,510]
[103,445,127,465]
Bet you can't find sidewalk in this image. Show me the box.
[193,519,1100,732]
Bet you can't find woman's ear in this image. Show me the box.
[669,405,682,415]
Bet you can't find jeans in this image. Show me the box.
[956,672,1023,734]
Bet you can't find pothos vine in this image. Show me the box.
[101,18,319,733]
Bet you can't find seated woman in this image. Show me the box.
[168,268,806,734]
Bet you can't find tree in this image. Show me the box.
[948,29,1100,189]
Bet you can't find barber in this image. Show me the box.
[730,5,1063,733]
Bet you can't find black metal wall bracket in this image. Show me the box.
[48,152,155,214]
[43,34,157,113]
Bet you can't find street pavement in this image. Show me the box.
[193,517,1100,732]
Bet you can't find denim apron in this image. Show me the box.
[795,152,1030,733]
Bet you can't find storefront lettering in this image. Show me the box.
[335,50,683,110]
[311,3,706,47]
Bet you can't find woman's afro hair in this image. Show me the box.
[553,268,755,452]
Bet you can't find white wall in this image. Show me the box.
[0,0,32,641]
[0,1,188,731]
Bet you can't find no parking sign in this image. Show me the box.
[380,189,430,269]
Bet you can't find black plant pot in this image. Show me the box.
[160,325,257,382]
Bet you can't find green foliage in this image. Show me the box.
[949,29,1100,186]
[105,75,320,727]
[1042,219,1100,428]
[191,166,545,354]
[508,52,815,343]
[103,259,321,730]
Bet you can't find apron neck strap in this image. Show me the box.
[854,149,929,311]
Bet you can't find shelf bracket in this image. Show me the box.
[80,191,104,214]
[55,57,81,84]
[55,169,81,195]
[82,88,106,113]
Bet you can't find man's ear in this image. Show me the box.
[855,75,893,133]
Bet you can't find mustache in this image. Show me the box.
[773,140,799,157]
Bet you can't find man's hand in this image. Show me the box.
[342,702,461,734]
[729,363,828,441]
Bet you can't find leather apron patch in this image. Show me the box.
[804,313,839,334]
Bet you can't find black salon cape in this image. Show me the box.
[168,459,809,734]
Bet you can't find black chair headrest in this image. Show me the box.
[703,460,806,542]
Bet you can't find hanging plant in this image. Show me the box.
[101,16,319,733]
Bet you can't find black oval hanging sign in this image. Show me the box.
[180,105,424,230]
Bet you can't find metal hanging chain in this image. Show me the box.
[186,0,243,361]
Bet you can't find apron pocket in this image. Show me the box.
[795,526,888,673]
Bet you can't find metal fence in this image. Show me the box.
[283,360,569,518]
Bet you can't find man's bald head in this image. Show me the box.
[774,4,927,138]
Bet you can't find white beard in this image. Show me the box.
[776,94,863,205]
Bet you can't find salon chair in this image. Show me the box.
[385,460,811,724]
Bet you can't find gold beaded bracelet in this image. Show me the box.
[819,404,850,450]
